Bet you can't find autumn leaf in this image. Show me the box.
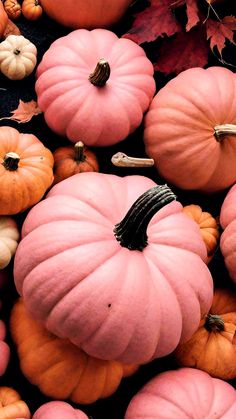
[186,0,200,31]
[155,28,209,74]
[122,0,181,44]
[206,16,236,55]
[0,100,42,123]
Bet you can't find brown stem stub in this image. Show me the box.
[74,141,86,162]
[204,314,225,332]
[14,49,21,55]
[214,124,236,141]
[89,59,111,87]
[3,152,20,171]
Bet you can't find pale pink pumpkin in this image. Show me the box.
[144,67,236,193]
[14,173,213,364]
[220,183,236,282]
[0,319,10,376]
[36,29,156,147]
[125,367,236,418]
[33,402,88,419]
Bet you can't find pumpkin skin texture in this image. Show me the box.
[0,320,10,376]
[125,367,236,419]
[39,0,132,30]
[0,216,19,269]
[0,387,31,419]
[36,29,156,147]
[182,205,219,263]
[0,2,8,38]
[175,288,236,380]
[10,299,138,404]
[33,401,88,419]
[0,35,37,80]
[53,141,99,185]
[220,183,236,282]
[0,126,54,215]
[4,0,22,20]
[144,67,236,193]
[14,172,213,364]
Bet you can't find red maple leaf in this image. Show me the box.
[206,16,236,55]
[123,0,181,44]
[155,27,209,74]
[186,0,200,31]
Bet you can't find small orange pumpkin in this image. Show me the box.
[22,0,42,20]
[4,0,21,20]
[182,205,219,263]
[0,126,54,215]
[10,299,138,404]
[175,288,236,380]
[53,141,99,185]
[0,387,30,418]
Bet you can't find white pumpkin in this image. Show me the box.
[0,216,19,269]
[0,35,37,80]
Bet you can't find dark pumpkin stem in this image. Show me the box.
[214,124,236,141]
[89,59,111,87]
[204,314,225,332]
[2,152,20,171]
[74,141,86,162]
[114,185,177,251]
[14,49,21,55]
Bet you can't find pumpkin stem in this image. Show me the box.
[2,152,20,171]
[74,141,86,162]
[89,59,111,87]
[214,124,236,141]
[204,314,225,332]
[114,185,176,251]
[111,152,154,168]
[14,49,21,55]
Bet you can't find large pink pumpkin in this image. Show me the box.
[0,319,10,376]
[144,67,236,193]
[125,368,236,418]
[36,29,156,147]
[14,173,213,364]
[220,183,236,282]
[33,401,88,419]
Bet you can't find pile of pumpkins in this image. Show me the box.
[1,0,236,417]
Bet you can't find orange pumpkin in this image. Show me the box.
[4,0,21,20]
[10,299,138,404]
[53,141,99,185]
[182,205,219,263]
[175,288,236,380]
[0,1,8,37]
[0,387,30,418]
[0,126,54,215]
[22,0,43,20]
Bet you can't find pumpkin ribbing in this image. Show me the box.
[89,59,111,87]
[114,185,176,251]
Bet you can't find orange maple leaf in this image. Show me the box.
[0,100,42,123]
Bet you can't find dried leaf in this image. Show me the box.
[206,16,236,55]
[155,28,209,74]
[2,19,21,39]
[0,100,42,123]
[122,0,181,44]
[186,0,199,31]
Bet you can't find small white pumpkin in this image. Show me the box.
[0,35,37,80]
[0,216,20,269]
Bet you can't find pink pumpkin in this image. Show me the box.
[220,183,236,282]
[14,173,213,364]
[144,67,236,193]
[33,401,88,419]
[125,368,236,418]
[36,29,156,147]
[0,319,10,376]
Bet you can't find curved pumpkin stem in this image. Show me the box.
[204,314,225,332]
[89,59,111,87]
[214,124,236,141]
[114,185,176,251]
[111,152,154,168]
